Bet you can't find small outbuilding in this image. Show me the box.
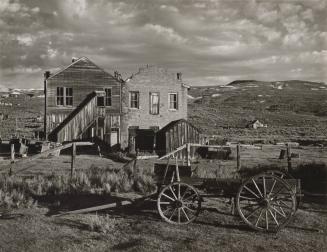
[246,120,267,129]
[155,119,201,157]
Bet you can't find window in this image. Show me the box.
[150,92,159,115]
[56,87,73,106]
[56,87,64,106]
[65,88,73,106]
[169,93,178,110]
[130,91,139,108]
[105,88,112,106]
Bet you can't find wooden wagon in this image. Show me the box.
[154,143,301,233]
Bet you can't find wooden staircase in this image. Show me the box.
[48,91,106,142]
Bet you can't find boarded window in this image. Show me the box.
[130,91,139,108]
[105,88,112,106]
[150,92,159,115]
[169,93,178,110]
[57,87,73,106]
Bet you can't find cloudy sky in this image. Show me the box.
[0,0,326,88]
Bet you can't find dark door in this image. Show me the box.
[135,129,155,153]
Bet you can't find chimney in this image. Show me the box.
[177,72,182,80]
[44,71,51,79]
[72,57,78,63]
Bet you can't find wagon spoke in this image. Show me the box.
[268,178,277,197]
[240,203,261,211]
[181,207,190,221]
[271,202,293,211]
[268,209,279,226]
[270,186,286,200]
[265,210,269,230]
[255,209,264,227]
[270,205,287,218]
[245,205,261,219]
[162,206,173,215]
[181,187,190,200]
[169,186,178,200]
[239,195,259,201]
[252,178,263,197]
[184,205,196,213]
[169,208,177,221]
[183,193,197,202]
[262,176,266,197]
[243,185,260,199]
[162,193,175,202]
[178,183,181,200]
[159,201,171,205]
[178,208,181,223]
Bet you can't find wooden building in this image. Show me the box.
[155,119,201,157]
[44,57,123,147]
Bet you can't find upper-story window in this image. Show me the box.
[105,88,112,106]
[169,93,178,110]
[150,92,159,115]
[56,87,73,106]
[130,91,139,109]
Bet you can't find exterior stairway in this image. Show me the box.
[48,91,106,143]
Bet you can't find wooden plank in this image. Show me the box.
[158,144,187,160]
[53,200,132,217]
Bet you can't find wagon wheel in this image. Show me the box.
[157,182,201,225]
[236,173,296,232]
[265,170,301,209]
[265,170,294,179]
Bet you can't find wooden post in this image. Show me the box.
[71,142,76,178]
[10,144,15,163]
[9,144,15,176]
[187,143,191,166]
[286,143,292,172]
[237,144,241,170]
[133,150,138,175]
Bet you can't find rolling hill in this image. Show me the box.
[188,80,327,144]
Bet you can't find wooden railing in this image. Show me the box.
[49,92,105,142]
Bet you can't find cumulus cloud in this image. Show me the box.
[0,0,326,88]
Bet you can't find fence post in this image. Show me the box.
[187,143,191,166]
[10,144,15,163]
[286,143,292,172]
[71,143,76,178]
[237,144,241,170]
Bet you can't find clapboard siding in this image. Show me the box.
[45,57,122,136]
[156,119,201,158]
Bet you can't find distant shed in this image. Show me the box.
[156,119,201,157]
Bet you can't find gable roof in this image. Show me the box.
[47,57,121,82]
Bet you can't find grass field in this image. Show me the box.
[189,80,327,143]
[0,145,327,251]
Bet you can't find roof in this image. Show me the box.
[46,57,122,82]
[158,119,200,133]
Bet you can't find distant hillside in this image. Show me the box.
[188,80,327,143]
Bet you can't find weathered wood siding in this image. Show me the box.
[46,57,122,134]
[156,119,201,158]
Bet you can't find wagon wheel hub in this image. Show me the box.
[261,198,271,208]
[175,200,183,208]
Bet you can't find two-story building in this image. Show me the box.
[120,65,189,153]
[44,57,123,148]
[44,58,196,154]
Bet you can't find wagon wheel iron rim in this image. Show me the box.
[236,174,296,232]
[157,182,201,225]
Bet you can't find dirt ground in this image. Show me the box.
[0,197,326,252]
[0,154,327,251]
